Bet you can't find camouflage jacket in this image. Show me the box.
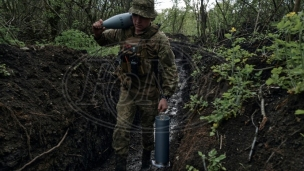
[94,24,178,98]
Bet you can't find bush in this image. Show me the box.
[0,26,25,47]
[54,29,98,53]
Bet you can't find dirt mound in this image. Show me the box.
[172,52,304,170]
[0,44,117,171]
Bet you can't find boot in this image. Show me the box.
[141,149,151,170]
[115,154,127,171]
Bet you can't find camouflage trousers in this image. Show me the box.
[112,86,159,156]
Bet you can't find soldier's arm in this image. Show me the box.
[157,34,178,98]
[92,19,121,46]
[94,29,122,46]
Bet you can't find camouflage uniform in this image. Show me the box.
[94,0,178,169]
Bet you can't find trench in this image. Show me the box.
[93,42,192,171]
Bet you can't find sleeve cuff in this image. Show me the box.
[160,94,170,100]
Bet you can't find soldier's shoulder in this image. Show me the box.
[157,30,168,37]
[153,30,169,41]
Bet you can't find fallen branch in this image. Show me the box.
[202,154,207,171]
[220,135,223,150]
[265,139,287,164]
[6,106,32,159]
[248,110,258,161]
[253,66,275,71]
[16,128,69,171]
[258,84,268,130]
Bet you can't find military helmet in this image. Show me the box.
[129,0,158,19]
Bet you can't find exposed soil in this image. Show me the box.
[0,38,304,171]
[171,44,304,171]
[0,44,117,171]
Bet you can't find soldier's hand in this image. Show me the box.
[92,19,105,39]
[158,98,168,112]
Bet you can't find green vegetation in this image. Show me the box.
[0,26,24,47]
[200,149,226,171]
[184,94,208,112]
[0,1,304,170]
[98,45,120,56]
[0,63,10,76]
[264,12,304,115]
[186,165,199,171]
[54,29,119,56]
[54,29,98,54]
[154,5,196,36]
[199,29,261,136]
[1,0,297,47]
[295,110,304,115]
[265,12,304,94]
[184,10,304,171]
[186,149,226,171]
[190,52,206,79]
[185,11,304,136]
[0,0,301,139]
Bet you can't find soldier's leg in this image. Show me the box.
[112,88,136,170]
[139,103,158,169]
[140,104,158,150]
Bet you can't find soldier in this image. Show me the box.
[92,0,178,170]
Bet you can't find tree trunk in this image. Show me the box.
[293,0,301,12]
[44,0,61,40]
[200,0,207,43]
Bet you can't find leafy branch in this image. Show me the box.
[201,28,261,136]
[265,12,304,94]
[186,149,226,171]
